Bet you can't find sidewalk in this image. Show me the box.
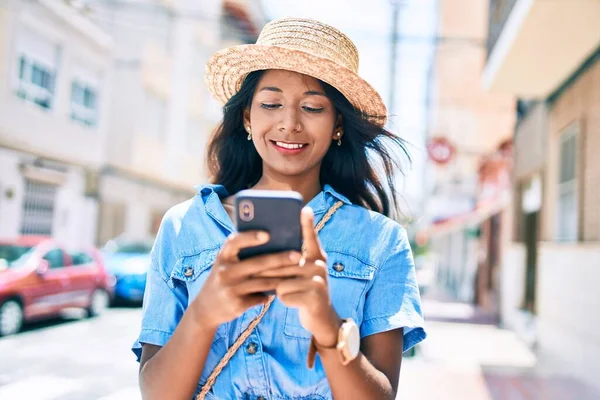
[397,298,600,400]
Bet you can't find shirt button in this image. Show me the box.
[257,397,265,400]
[246,342,258,355]
[333,262,345,272]
[184,267,194,277]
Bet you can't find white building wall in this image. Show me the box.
[52,167,98,250]
[536,243,600,392]
[498,242,539,348]
[0,148,24,238]
[0,0,113,168]
[0,147,97,248]
[99,174,190,242]
[500,243,526,328]
[0,1,111,249]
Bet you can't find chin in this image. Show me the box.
[272,167,309,177]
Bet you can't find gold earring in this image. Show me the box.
[247,126,252,141]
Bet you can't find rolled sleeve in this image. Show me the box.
[131,213,188,362]
[360,226,426,353]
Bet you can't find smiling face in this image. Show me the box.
[244,70,343,182]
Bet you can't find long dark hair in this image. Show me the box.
[206,70,410,218]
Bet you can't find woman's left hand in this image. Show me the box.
[255,207,342,347]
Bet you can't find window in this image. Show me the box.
[15,55,56,109]
[144,92,167,139]
[71,80,99,127]
[14,29,60,110]
[43,249,65,269]
[0,245,34,268]
[21,179,57,236]
[556,125,578,242]
[71,252,94,266]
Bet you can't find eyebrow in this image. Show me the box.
[258,86,327,97]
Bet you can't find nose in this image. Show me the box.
[278,108,301,133]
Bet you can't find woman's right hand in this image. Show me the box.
[189,231,301,330]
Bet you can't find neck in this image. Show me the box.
[253,167,322,205]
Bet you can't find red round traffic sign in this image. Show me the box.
[427,137,455,165]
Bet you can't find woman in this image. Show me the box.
[133,17,426,400]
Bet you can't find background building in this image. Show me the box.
[87,0,267,245]
[0,0,113,249]
[0,0,266,248]
[485,0,600,391]
[422,0,516,313]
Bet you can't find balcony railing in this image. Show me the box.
[487,0,519,59]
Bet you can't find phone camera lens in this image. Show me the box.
[239,201,254,221]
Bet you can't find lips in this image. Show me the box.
[270,140,309,154]
[274,141,306,149]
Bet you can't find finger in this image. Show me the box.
[240,293,269,309]
[224,251,302,281]
[277,292,306,308]
[277,277,327,308]
[253,265,303,279]
[253,259,327,279]
[232,277,284,295]
[301,207,323,261]
[219,231,269,261]
[276,275,327,297]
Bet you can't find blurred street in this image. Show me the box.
[0,308,141,400]
[1,0,600,398]
[399,296,600,400]
[1,295,599,400]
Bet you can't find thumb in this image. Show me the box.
[301,207,323,261]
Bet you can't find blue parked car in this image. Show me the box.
[102,237,153,304]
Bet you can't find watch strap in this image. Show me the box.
[307,335,336,369]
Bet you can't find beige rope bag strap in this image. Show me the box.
[197,201,344,399]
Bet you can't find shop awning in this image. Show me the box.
[422,192,510,238]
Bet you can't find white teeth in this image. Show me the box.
[276,141,305,149]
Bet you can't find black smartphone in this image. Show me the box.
[235,189,303,261]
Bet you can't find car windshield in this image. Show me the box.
[0,245,34,269]
[103,239,152,254]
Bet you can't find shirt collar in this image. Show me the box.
[323,184,352,205]
[195,183,229,198]
[308,184,352,214]
[196,184,234,233]
[194,183,352,216]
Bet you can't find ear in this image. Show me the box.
[243,108,251,130]
[333,114,344,139]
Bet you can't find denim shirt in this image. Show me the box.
[132,184,426,399]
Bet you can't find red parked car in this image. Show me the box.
[0,236,115,336]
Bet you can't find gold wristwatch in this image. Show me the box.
[307,318,360,368]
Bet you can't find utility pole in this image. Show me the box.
[389,0,403,113]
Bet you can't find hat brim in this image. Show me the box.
[205,45,387,127]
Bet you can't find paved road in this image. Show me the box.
[3,299,598,400]
[0,307,142,400]
[397,300,600,400]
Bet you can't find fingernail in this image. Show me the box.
[257,232,269,241]
[289,252,301,262]
[302,207,314,217]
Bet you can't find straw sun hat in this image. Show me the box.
[205,17,387,126]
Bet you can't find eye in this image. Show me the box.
[303,106,324,113]
[260,103,281,110]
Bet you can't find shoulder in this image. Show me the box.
[157,195,208,241]
[326,204,409,268]
[152,187,221,277]
[159,183,224,236]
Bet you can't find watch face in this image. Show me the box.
[346,321,360,358]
